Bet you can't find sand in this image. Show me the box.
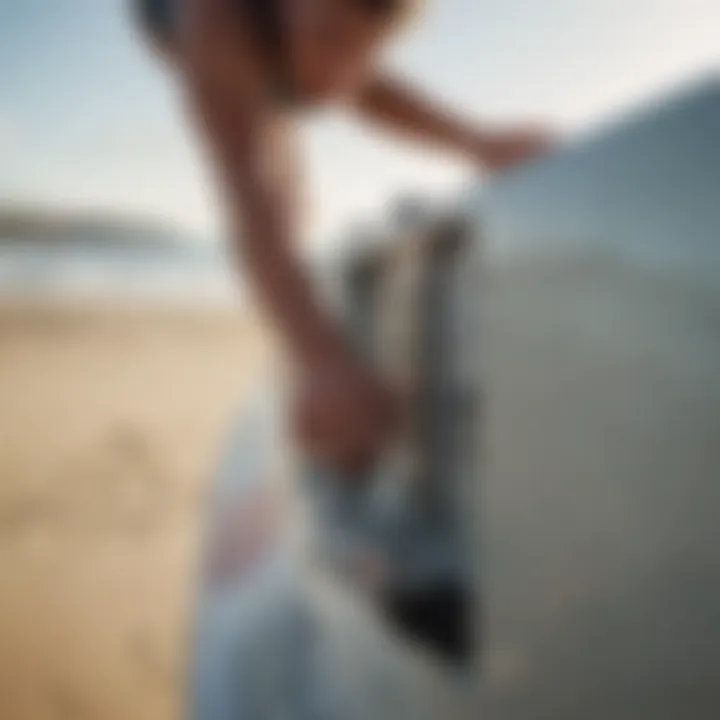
[0,301,267,720]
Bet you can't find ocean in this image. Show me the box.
[0,238,240,305]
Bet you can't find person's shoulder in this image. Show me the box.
[184,1,269,100]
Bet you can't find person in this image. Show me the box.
[135,0,551,474]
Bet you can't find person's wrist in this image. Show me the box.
[293,323,352,374]
[468,129,494,165]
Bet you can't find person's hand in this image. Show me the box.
[293,347,400,475]
[475,126,555,172]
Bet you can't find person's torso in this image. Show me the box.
[138,0,299,106]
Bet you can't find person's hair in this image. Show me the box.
[132,0,175,56]
[353,0,420,25]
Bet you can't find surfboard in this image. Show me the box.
[187,207,482,718]
[303,206,481,666]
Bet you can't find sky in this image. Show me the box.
[0,0,717,246]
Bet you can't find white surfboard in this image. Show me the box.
[188,376,472,719]
[303,208,480,666]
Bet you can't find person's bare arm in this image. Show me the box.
[356,75,480,152]
[355,74,551,169]
[188,92,396,465]
[181,0,338,362]
[181,0,398,468]
[194,105,341,362]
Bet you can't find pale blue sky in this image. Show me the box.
[0,0,717,244]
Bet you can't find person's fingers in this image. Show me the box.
[294,401,359,465]
[311,412,384,475]
[292,373,400,475]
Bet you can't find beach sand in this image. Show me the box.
[0,301,267,720]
